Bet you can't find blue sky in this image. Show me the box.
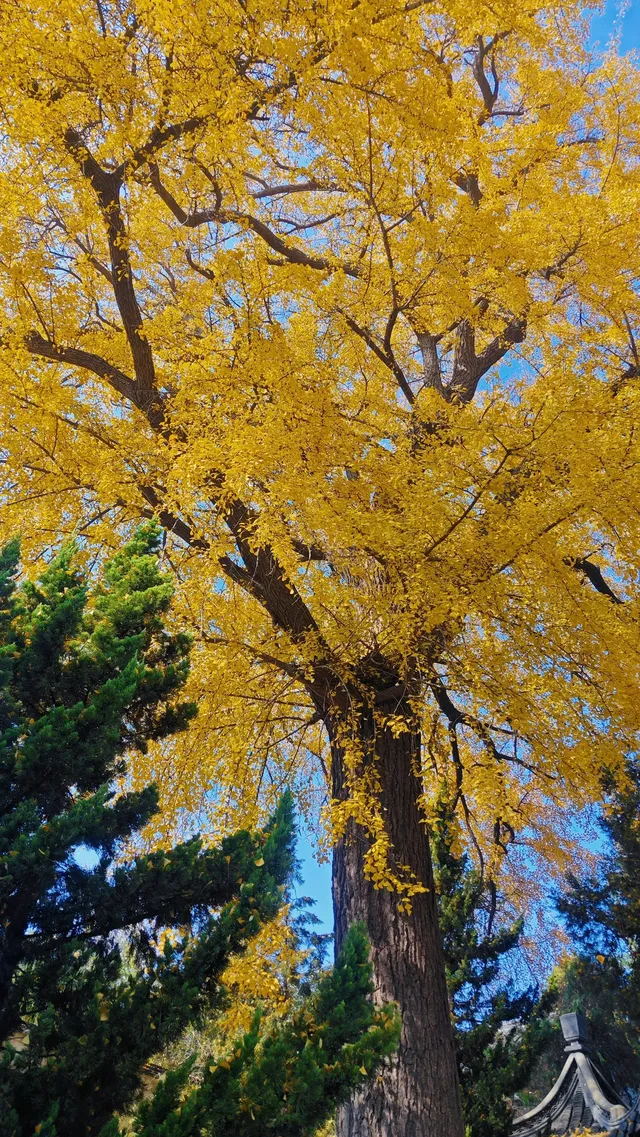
[295,829,332,933]
[592,0,640,52]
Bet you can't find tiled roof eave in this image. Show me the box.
[512,1050,640,1137]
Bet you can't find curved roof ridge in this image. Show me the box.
[511,1013,640,1137]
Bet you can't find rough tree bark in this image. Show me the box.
[328,691,464,1137]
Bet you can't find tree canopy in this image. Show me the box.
[0,0,637,866]
[0,2,639,1133]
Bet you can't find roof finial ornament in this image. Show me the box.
[512,1010,639,1137]
[560,1012,592,1054]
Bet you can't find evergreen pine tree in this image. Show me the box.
[433,804,553,1137]
[0,530,399,1137]
[552,757,640,1094]
[517,954,640,1110]
[113,922,398,1137]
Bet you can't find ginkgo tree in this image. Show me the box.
[0,1,639,1134]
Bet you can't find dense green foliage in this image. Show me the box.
[550,760,640,1097]
[433,806,553,1137]
[517,764,640,1110]
[0,530,399,1137]
[517,954,640,1110]
[0,527,288,1133]
[109,922,399,1137]
[559,760,640,1028]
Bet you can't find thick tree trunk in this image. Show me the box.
[330,704,464,1137]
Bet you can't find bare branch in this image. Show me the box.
[148,162,223,226]
[73,236,114,285]
[244,213,360,275]
[148,162,359,276]
[137,484,208,550]
[250,179,338,199]
[94,0,107,36]
[621,310,639,368]
[471,31,512,124]
[185,248,217,281]
[470,315,526,380]
[472,35,499,118]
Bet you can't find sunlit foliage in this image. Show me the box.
[0,0,638,897]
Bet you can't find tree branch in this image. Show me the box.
[449,314,526,403]
[341,311,414,404]
[148,164,359,276]
[470,33,511,123]
[116,64,309,182]
[290,538,328,561]
[118,115,216,182]
[22,332,137,403]
[471,316,527,379]
[452,171,483,206]
[72,235,114,285]
[64,129,160,416]
[417,331,445,397]
[223,498,320,641]
[250,179,338,199]
[139,484,325,642]
[567,556,623,604]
